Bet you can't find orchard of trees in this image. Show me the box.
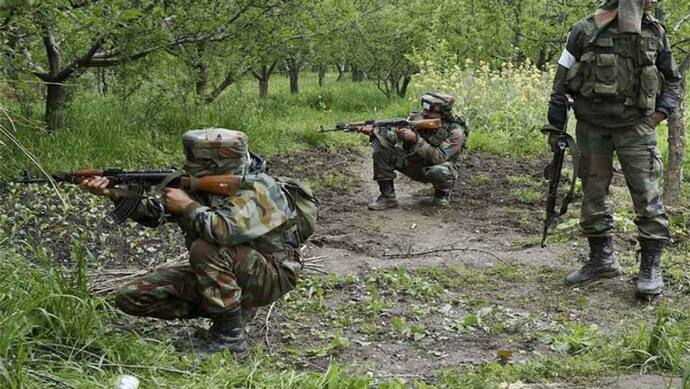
[1,0,686,129]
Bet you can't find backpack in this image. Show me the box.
[275,176,319,244]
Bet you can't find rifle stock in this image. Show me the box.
[320,118,441,133]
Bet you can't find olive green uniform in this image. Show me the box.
[548,13,682,240]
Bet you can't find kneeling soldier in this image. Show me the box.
[361,92,469,209]
[80,129,313,355]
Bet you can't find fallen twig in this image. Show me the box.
[264,302,276,355]
[382,246,514,268]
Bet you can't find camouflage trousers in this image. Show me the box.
[577,119,669,240]
[115,239,298,319]
[372,139,457,190]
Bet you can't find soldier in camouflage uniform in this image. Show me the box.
[545,0,682,295]
[80,129,304,354]
[361,92,469,209]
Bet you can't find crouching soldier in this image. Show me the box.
[360,92,468,209]
[80,128,317,355]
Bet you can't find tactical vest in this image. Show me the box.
[565,18,664,114]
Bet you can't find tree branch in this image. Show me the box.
[204,69,248,104]
[41,23,61,75]
[54,37,103,81]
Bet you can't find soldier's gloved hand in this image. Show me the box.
[357,124,374,135]
[644,111,666,129]
[162,188,194,214]
[396,127,418,143]
[79,176,111,197]
[547,132,561,152]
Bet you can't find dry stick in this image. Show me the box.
[264,302,276,355]
[382,246,514,268]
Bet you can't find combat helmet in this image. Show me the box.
[182,128,249,176]
[420,92,455,113]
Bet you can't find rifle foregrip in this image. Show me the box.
[180,175,241,196]
[411,118,441,130]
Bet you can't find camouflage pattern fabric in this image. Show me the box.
[183,128,249,176]
[372,115,467,191]
[577,119,669,240]
[112,173,301,317]
[115,239,298,318]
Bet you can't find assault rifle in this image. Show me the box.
[540,127,578,248]
[13,153,266,224]
[319,118,441,133]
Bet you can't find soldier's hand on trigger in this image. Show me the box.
[358,124,374,135]
[79,176,111,197]
[396,127,418,143]
[162,187,194,215]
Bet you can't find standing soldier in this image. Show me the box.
[80,129,316,355]
[545,0,682,295]
[361,92,469,209]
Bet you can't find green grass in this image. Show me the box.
[0,73,412,176]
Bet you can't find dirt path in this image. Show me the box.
[264,147,688,387]
[3,147,685,387]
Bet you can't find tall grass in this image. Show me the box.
[0,242,383,388]
[0,73,415,176]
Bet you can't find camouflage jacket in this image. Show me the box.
[112,173,299,261]
[374,113,468,165]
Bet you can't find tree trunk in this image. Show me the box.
[663,103,685,207]
[97,68,108,95]
[195,62,209,96]
[352,64,364,82]
[318,65,326,87]
[397,75,412,98]
[336,63,345,82]
[46,82,66,132]
[287,60,299,94]
[259,78,269,98]
[662,52,689,207]
[204,71,241,105]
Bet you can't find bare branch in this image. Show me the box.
[672,13,690,34]
[54,37,103,81]
[40,24,61,74]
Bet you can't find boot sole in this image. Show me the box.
[564,269,622,287]
[368,203,399,211]
[636,286,663,296]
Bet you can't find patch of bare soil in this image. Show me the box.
[4,147,686,386]
[262,147,689,385]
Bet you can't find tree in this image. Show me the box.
[661,1,690,206]
[0,0,283,130]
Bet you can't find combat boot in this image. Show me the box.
[368,180,398,210]
[203,306,249,355]
[637,239,664,296]
[432,188,451,207]
[565,236,621,286]
[241,305,258,328]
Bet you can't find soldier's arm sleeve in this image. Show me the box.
[655,32,682,117]
[409,126,465,165]
[547,30,581,132]
[181,185,289,247]
[110,194,167,228]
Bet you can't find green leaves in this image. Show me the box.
[119,8,142,22]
